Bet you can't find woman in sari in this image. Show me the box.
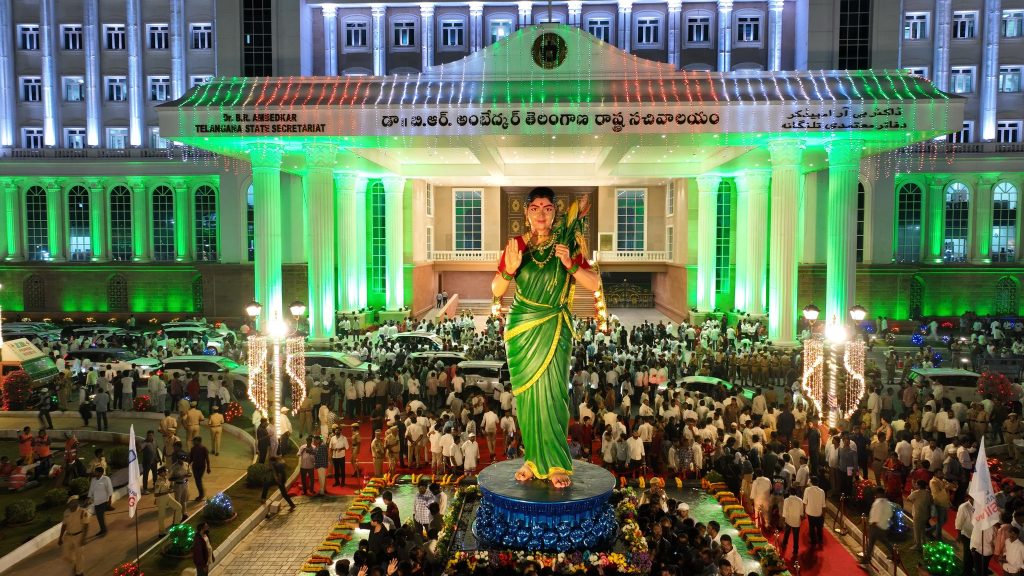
[492,187,600,488]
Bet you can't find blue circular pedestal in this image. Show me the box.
[472,459,617,552]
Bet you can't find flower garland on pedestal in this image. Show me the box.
[701,477,791,576]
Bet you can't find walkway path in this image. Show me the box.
[0,413,254,576]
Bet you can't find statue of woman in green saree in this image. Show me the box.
[491,187,600,489]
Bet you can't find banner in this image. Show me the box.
[968,437,1000,531]
[127,425,142,518]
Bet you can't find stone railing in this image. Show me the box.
[0,146,216,160]
[909,141,1024,155]
[429,250,502,262]
[595,250,670,262]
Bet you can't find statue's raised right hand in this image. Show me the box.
[503,238,522,276]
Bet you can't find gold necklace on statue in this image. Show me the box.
[529,234,556,268]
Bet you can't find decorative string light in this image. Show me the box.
[166,523,195,556]
[247,334,269,414]
[840,339,866,421]
[800,338,825,416]
[286,335,307,409]
[922,542,959,576]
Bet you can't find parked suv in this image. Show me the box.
[160,355,249,400]
[63,348,161,375]
[391,332,445,351]
[304,352,379,387]
[155,327,226,353]
[457,360,510,396]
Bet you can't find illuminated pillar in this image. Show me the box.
[933,0,952,91]
[354,176,368,309]
[171,180,192,261]
[567,1,583,27]
[972,177,995,264]
[86,179,108,262]
[736,171,770,314]
[371,4,386,76]
[696,175,720,312]
[421,4,434,70]
[667,0,681,67]
[127,0,144,146]
[127,178,150,262]
[251,147,284,327]
[169,0,186,98]
[381,176,406,310]
[322,4,338,76]
[4,180,24,261]
[979,0,1001,141]
[0,0,14,146]
[39,0,60,146]
[304,144,337,340]
[925,180,945,263]
[84,0,102,145]
[43,179,66,261]
[767,0,784,71]
[617,0,633,53]
[469,2,483,51]
[794,0,808,70]
[767,140,804,346]
[825,139,863,326]
[717,0,733,72]
[518,1,532,28]
[335,172,368,311]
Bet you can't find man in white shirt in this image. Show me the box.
[1003,526,1024,576]
[750,474,773,528]
[87,466,114,536]
[955,496,975,575]
[861,488,893,565]
[781,489,804,557]
[625,429,645,477]
[328,428,350,486]
[804,476,827,548]
[720,534,745,574]
[481,408,500,462]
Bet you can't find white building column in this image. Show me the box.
[126,0,144,146]
[381,176,406,310]
[126,178,150,262]
[794,0,808,70]
[39,0,60,146]
[979,0,1001,141]
[86,179,109,262]
[3,180,24,261]
[322,4,339,76]
[43,179,66,261]
[933,0,952,91]
[251,147,285,326]
[84,0,102,145]
[824,140,863,326]
[696,175,720,312]
[667,0,681,68]
[717,0,733,72]
[767,140,804,345]
[768,0,784,71]
[171,179,192,262]
[0,0,17,146]
[971,176,996,263]
[617,0,633,52]
[421,4,435,70]
[567,1,583,27]
[169,0,186,98]
[736,172,770,314]
[304,144,337,340]
[469,2,484,51]
[335,172,362,311]
[518,2,532,28]
[371,4,386,76]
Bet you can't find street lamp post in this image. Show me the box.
[801,303,867,428]
[245,301,307,427]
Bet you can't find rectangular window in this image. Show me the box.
[346,21,368,47]
[895,183,922,263]
[190,75,213,88]
[736,15,761,44]
[369,181,387,295]
[62,24,83,50]
[587,17,611,43]
[425,183,433,217]
[242,0,272,76]
[441,20,464,47]
[150,127,168,149]
[856,183,865,263]
[616,189,646,251]
[148,75,171,101]
[904,67,929,79]
[953,12,977,39]
[22,127,44,149]
[666,181,675,216]
[64,127,86,149]
[106,127,128,149]
[686,14,712,45]
[18,24,39,50]
[999,66,1022,93]
[947,121,973,144]
[1005,10,1024,38]
[666,226,674,261]
[997,121,1022,143]
[715,182,732,293]
[393,21,416,47]
[63,77,85,102]
[191,23,213,50]
[105,76,127,101]
[489,19,513,44]
[453,189,483,251]
[904,12,929,40]
[838,0,871,70]
[20,77,42,102]
[148,24,169,50]
[636,17,660,46]
[104,24,126,50]
[426,225,433,260]
[943,182,970,263]
[993,183,1018,262]
[950,67,975,94]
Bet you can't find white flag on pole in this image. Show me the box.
[968,437,1000,531]
[127,424,142,518]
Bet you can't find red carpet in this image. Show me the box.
[757,521,864,576]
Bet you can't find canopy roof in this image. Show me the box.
[159,25,964,183]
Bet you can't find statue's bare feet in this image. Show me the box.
[514,463,535,482]
[550,472,572,489]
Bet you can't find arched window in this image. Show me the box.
[731,62,765,71]
[995,276,1018,316]
[683,10,714,47]
[715,180,733,294]
[152,185,175,261]
[25,186,49,261]
[943,181,970,263]
[342,16,371,54]
[487,14,515,44]
[909,275,924,320]
[107,274,128,312]
[390,16,418,50]
[109,185,132,262]
[68,185,91,261]
[683,63,714,71]
[895,182,923,263]
[23,274,45,311]
[635,11,663,48]
[992,182,1018,263]
[194,185,217,261]
[247,183,255,262]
